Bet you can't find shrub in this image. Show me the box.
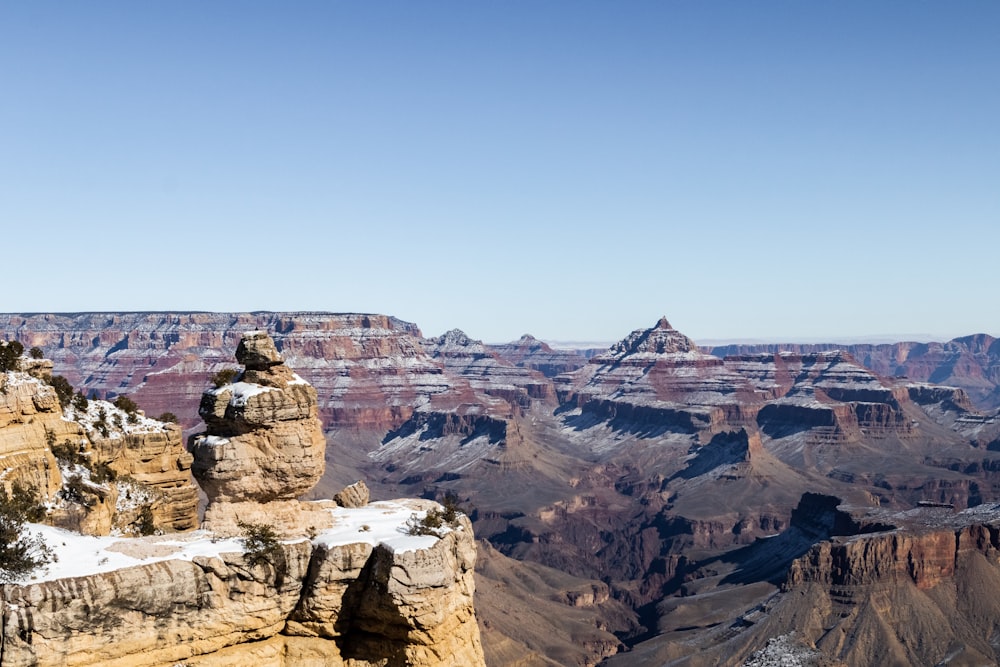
[28,347,44,360]
[135,504,156,536]
[157,412,179,424]
[441,491,463,524]
[237,520,282,568]
[0,340,24,372]
[406,495,464,537]
[0,483,52,583]
[51,439,85,467]
[72,391,89,412]
[94,407,109,438]
[90,461,117,485]
[113,395,139,416]
[46,375,75,409]
[61,474,94,506]
[406,508,445,536]
[211,368,239,388]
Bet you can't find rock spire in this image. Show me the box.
[189,331,328,533]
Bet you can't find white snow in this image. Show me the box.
[18,500,448,584]
[66,398,168,439]
[209,381,274,407]
[193,434,230,447]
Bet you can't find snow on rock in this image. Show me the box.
[207,381,274,408]
[743,633,824,667]
[22,500,449,584]
[65,398,169,439]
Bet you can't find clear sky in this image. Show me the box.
[2,2,997,344]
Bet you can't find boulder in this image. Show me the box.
[333,480,369,508]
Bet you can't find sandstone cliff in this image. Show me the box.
[0,364,198,535]
[0,501,485,667]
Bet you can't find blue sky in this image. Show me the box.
[2,2,997,343]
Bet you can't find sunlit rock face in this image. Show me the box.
[189,331,327,505]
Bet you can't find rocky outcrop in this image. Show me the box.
[562,319,919,443]
[189,332,329,536]
[426,329,554,410]
[0,372,70,498]
[333,480,369,508]
[0,503,485,667]
[190,331,326,504]
[0,368,198,535]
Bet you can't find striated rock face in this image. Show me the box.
[710,333,1000,411]
[190,331,326,505]
[89,425,198,532]
[0,503,485,667]
[426,329,554,410]
[0,369,198,535]
[561,318,920,444]
[488,334,590,377]
[0,372,71,498]
[0,312,447,432]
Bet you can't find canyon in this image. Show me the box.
[3,312,1000,666]
[0,332,485,666]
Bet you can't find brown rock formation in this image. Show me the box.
[0,312,446,432]
[189,331,330,537]
[333,480,370,508]
[190,331,326,505]
[0,505,485,667]
[0,372,70,498]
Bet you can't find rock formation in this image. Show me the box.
[607,497,1000,667]
[710,333,1000,411]
[189,331,329,535]
[0,371,72,498]
[0,359,197,535]
[488,333,590,377]
[0,502,486,667]
[0,312,449,432]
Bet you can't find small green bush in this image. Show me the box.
[441,491,462,524]
[135,504,156,536]
[51,439,85,467]
[156,412,179,424]
[61,474,94,506]
[72,391,89,412]
[46,375,75,409]
[211,368,239,388]
[0,340,24,372]
[0,483,52,583]
[237,520,282,568]
[406,496,464,537]
[28,347,44,360]
[406,508,445,536]
[113,395,139,415]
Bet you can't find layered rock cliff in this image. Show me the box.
[0,313,447,433]
[1,358,197,535]
[709,333,1000,411]
[0,501,485,667]
[0,331,486,667]
[488,334,590,377]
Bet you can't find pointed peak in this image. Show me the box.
[601,317,699,359]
